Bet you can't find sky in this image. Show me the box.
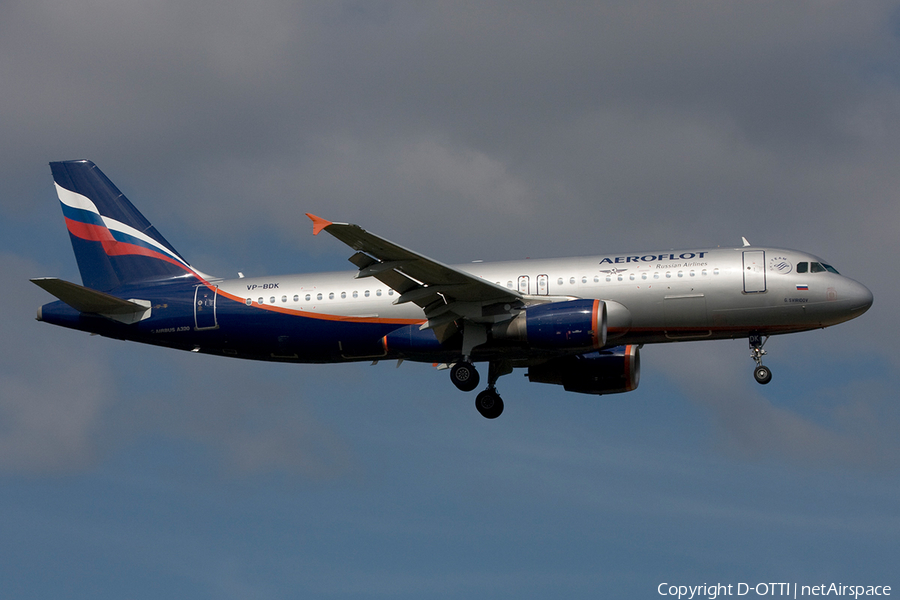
[1,1,899,598]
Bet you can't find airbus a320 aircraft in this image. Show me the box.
[33,160,873,418]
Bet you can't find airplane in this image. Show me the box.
[33,160,873,418]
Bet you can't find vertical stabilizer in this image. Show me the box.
[50,160,196,291]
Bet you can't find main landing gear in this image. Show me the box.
[749,333,772,385]
[475,388,503,419]
[450,361,480,392]
[450,359,511,419]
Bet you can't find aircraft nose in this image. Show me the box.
[847,279,873,316]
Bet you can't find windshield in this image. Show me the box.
[796,262,840,275]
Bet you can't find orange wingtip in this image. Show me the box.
[305,213,333,236]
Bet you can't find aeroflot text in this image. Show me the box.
[657,582,891,599]
[599,252,708,265]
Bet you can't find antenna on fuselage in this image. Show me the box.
[741,237,751,247]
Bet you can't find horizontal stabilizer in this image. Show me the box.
[31,277,149,319]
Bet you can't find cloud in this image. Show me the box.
[0,254,115,473]
[1,253,354,478]
[653,340,900,470]
[113,356,359,480]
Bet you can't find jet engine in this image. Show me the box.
[527,344,641,395]
[494,299,607,351]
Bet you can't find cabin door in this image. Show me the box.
[742,251,766,293]
[194,285,218,330]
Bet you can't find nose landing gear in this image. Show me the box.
[749,333,772,385]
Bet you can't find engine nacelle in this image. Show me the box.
[495,299,607,351]
[527,344,641,395]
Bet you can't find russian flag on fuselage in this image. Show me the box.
[50,160,197,291]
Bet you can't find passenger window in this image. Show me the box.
[270,296,275,303]
[328,292,334,300]
[665,272,671,278]
[388,289,394,295]
[569,277,575,285]
[641,273,647,280]
[246,298,252,306]
[341,291,347,299]
[606,276,611,282]
[653,273,660,280]
[557,278,563,286]
[701,269,707,276]
[629,273,635,281]
[689,271,695,277]
[796,262,808,273]
[593,276,599,283]
[677,271,683,278]
[582,276,587,284]
[305,294,311,301]
[317,293,322,301]
[352,291,358,298]
[282,295,287,303]
[376,289,382,296]
[293,295,299,302]
[365,290,370,297]
[258,297,264,304]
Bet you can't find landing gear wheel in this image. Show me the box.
[754,365,772,385]
[450,361,480,392]
[475,389,504,419]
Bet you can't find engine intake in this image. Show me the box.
[527,344,641,395]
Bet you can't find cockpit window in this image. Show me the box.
[797,261,839,274]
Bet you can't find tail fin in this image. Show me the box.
[50,160,197,291]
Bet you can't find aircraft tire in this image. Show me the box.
[475,389,504,419]
[451,361,480,392]
[753,365,772,385]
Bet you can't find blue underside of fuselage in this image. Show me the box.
[38,280,459,364]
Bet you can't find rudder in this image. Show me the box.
[50,160,196,291]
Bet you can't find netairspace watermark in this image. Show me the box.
[658,583,891,600]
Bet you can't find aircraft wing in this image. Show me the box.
[306,214,523,329]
